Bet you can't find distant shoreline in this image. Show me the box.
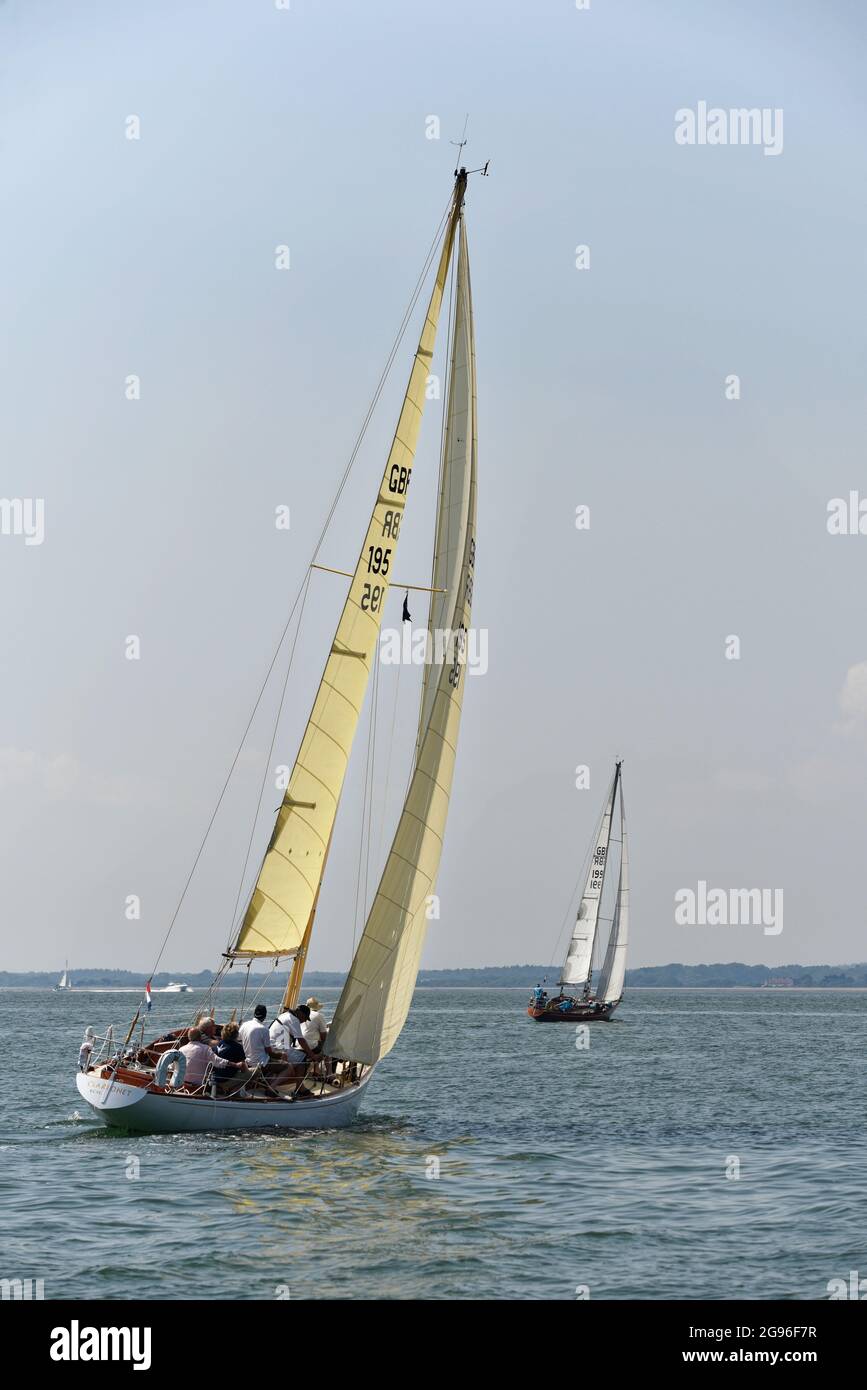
[4,984,867,993]
[5,962,867,990]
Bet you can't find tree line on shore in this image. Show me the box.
[5,962,867,988]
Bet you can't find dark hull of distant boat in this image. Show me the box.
[527,1000,619,1022]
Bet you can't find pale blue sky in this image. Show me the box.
[2,0,866,973]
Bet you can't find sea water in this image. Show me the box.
[1,987,865,1300]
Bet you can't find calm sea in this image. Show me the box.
[1,987,865,1301]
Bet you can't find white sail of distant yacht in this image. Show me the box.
[529,760,629,1023]
[57,963,71,991]
[74,165,483,1133]
[597,786,628,1006]
[561,765,619,993]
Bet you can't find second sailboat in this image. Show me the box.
[528,761,629,1023]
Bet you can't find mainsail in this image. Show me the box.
[597,784,628,1004]
[230,176,466,960]
[327,212,477,1065]
[561,762,621,990]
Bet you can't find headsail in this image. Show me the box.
[326,213,477,1065]
[597,782,628,1004]
[561,763,620,990]
[231,175,467,959]
[416,221,474,749]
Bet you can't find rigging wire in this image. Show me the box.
[351,646,381,956]
[361,649,381,923]
[546,778,613,975]
[375,654,402,872]
[223,568,313,957]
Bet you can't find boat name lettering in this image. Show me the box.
[448,624,467,687]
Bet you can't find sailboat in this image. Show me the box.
[528,761,629,1022]
[75,165,480,1132]
[56,962,72,991]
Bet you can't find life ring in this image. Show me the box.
[155,1049,186,1090]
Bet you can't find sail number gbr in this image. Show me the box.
[589,844,606,891]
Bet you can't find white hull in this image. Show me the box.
[75,1068,372,1133]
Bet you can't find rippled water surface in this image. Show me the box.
[2,987,865,1299]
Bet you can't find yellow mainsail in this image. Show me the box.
[327,217,477,1063]
[231,175,467,959]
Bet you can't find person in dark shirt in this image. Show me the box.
[213,1021,247,1092]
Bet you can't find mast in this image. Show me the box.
[227,171,467,969]
[280,827,334,1012]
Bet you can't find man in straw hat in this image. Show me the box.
[302,997,329,1054]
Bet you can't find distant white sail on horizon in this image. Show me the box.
[560,765,620,989]
[597,786,628,1005]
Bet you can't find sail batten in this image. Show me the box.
[327,214,477,1064]
[231,178,466,960]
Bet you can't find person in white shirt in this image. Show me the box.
[302,997,329,1053]
[239,1004,296,1087]
[238,1004,272,1067]
[270,1005,317,1075]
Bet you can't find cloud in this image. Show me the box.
[786,756,850,804]
[0,747,150,806]
[714,768,774,794]
[836,661,867,736]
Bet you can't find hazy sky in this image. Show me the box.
[2,0,866,975]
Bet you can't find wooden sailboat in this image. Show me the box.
[75,166,480,1131]
[528,761,629,1023]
